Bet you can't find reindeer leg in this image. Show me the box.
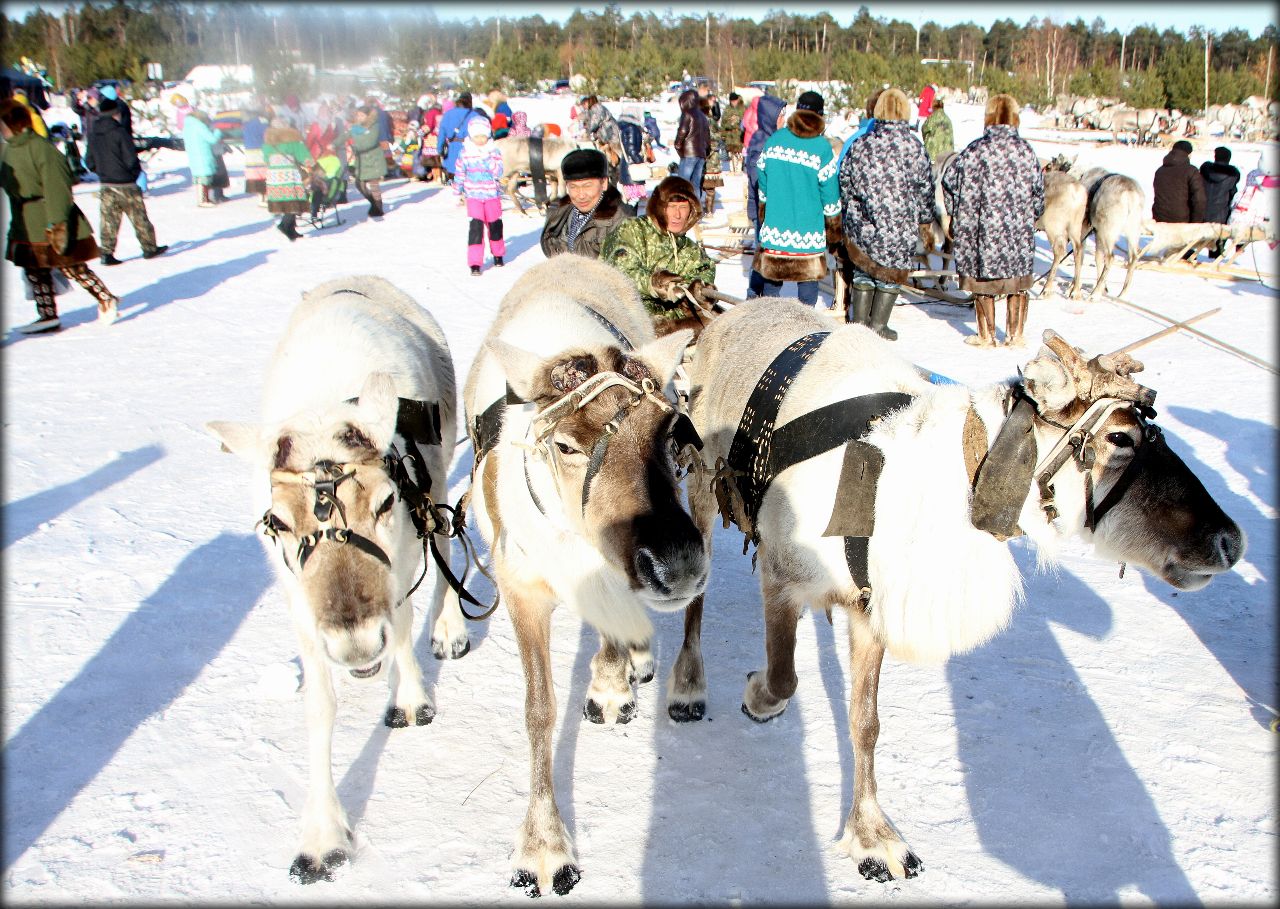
[508,586,581,897]
[385,589,436,727]
[668,473,716,720]
[428,533,470,660]
[1068,232,1084,299]
[742,574,803,722]
[290,630,353,884]
[838,614,923,881]
[1117,247,1139,299]
[583,634,637,725]
[1088,236,1112,300]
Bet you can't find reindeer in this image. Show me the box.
[683,299,1245,884]
[206,276,466,884]
[1034,165,1088,299]
[496,134,594,215]
[462,256,708,897]
[1078,167,1147,299]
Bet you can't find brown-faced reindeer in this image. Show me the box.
[683,299,1244,884]
[206,276,466,884]
[1034,157,1088,299]
[1078,166,1147,299]
[463,256,708,897]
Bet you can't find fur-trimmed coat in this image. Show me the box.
[540,186,635,258]
[1,129,99,269]
[599,213,716,322]
[261,126,313,213]
[942,124,1044,292]
[838,119,935,283]
[755,109,839,282]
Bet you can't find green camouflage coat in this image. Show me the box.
[921,109,955,162]
[599,215,716,327]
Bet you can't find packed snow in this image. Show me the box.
[2,96,1275,904]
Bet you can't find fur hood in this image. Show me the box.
[264,125,304,145]
[647,175,703,232]
[786,109,825,139]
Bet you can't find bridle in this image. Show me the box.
[519,369,702,517]
[1029,392,1163,531]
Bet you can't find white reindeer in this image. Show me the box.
[206,276,467,883]
[684,300,1245,883]
[1078,167,1147,299]
[463,256,708,897]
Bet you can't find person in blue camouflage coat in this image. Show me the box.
[837,88,934,339]
[942,93,1044,348]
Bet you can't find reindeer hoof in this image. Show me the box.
[511,864,581,897]
[583,699,606,724]
[510,869,540,896]
[384,706,409,728]
[289,848,347,884]
[668,700,706,722]
[432,637,470,660]
[903,851,924,877]
[583,697,635,724]
[628,667,655,685]
[415,703,436,725]
[857,857,893,883]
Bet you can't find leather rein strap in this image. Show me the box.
[529,135,547,208]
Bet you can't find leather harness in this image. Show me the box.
[529,135,547,208]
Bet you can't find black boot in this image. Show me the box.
[848,278,875,325]
[869,283,900,341]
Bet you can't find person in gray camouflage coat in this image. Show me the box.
[942,93,1044,348]
[837,88,934,340]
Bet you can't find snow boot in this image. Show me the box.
[1005,293,1028,347]
[847,277,875,325]
[965,295,997,347]
[868,283,900,341]
[493,256,504,267]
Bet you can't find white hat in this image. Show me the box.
[467,116,491,138]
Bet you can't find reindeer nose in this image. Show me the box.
[1216,527,1244,568]
[634,547,671,597]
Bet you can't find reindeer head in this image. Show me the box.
[1020,331,1244,589]
[208,373,422,675]
[492,332,708,610]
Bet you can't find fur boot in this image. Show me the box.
[1005,293,1029,347]
[965,295,997,347]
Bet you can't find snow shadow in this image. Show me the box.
[1,531,270,870]
[640,514,830,905]
[138,169,193,198]
[158,215,277,259]
[947,550,1199,904]
[494,221,547,266]
[1146,409,1276,729]
[2,444,164,548]
[115,249,273,323]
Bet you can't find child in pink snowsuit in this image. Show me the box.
[455,116,506,274]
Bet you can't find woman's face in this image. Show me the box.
[665,199,694,235]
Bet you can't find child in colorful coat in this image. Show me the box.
[455,116,506,275]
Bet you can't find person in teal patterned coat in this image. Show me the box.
[748,90,840,307]
[599,175,718,337]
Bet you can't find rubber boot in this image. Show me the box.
[848,278,875,325]
[965,294,997,347]
[1005,293,1028,347]
[868,283,900,341]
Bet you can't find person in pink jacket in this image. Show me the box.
[455,116,506,275]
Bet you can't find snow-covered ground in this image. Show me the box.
[2,99,1276,904]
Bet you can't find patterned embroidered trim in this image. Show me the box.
[762,146,823,170]
[817,157,838,181]
[759,226,825,250]
[822,201,841,216]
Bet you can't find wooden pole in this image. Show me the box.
[1110,308,1220,355]
[1266,43,1274,101]
[1204,33,1211,112]
[1105,297,1277,373]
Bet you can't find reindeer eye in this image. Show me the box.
[1106,432,1135,448]
[264,513,292,535]
[555,441,580,456]
[375,493,395,518]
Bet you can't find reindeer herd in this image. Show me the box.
[208,255,1245,894]
[1043,93,1279,145]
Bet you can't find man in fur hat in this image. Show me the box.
[599,175,718,337]
[942,93,1044,348]
[748,90,840,307]
[540,148,635,258]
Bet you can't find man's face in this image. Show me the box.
[665,199,694,235]
[566,177,607,213]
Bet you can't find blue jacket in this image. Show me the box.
[838,117,875,167]
[437,107,482,174]
[183,116,221,179]
[241,115,266,150]
[744,93,785,182]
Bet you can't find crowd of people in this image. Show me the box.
[1,74,1266,343]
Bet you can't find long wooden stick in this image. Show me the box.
[1105,297,1277,373]
[1110,307,1220,354]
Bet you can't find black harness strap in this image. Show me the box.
[529,135,547,208]
[579,303,634,350]
[767,393,913,485]
[724,331,831,535]
[1089,419,1163,530]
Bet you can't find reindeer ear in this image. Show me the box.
[205,420,269,462]
[354,372,400,453]
[635,329,693,388]
[1021,346,1077,412]
[488,338,550,401]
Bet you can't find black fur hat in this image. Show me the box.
[561,148,609,181]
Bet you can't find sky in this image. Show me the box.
[4,1,1277,36]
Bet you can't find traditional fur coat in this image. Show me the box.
[942,123,1044,294]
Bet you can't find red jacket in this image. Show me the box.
[918,85,936,119]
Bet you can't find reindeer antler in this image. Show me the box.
[1040,330,1157,407]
